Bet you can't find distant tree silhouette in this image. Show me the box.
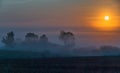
[25,33,38,43]
[100,46,120,52]
[2,31,15,47]
[40,34,48,43]
[59,31,75,47]
[100,45,120,55]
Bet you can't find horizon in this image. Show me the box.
[0,0,120,48]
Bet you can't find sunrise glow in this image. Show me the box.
[104,16,110,21]
[90,8,119,31]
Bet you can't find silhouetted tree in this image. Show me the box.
[25,33,38,43]
[40,34,48,43]
[100,45,120,55]
[59,31,75,47]
[2,31,15,47]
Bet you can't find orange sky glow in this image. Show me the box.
[0,0,120,46]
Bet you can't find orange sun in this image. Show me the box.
[104,16,110,21]
[89,8,119,31]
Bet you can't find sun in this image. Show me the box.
[104,16,110,21]
[90,9,119,31]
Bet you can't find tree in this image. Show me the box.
[25,33,38,43]
[100,46,120,55]
[2,31,15,47]
[40,34,48,43]
[59,31,75,47]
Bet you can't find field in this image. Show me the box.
[0,56,120,73]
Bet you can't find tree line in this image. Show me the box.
[2,31,76,48]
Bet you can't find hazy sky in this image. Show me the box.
[0,0,120,47]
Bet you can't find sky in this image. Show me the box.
[0,0,120,47]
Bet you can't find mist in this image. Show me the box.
[0,31,120,58]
